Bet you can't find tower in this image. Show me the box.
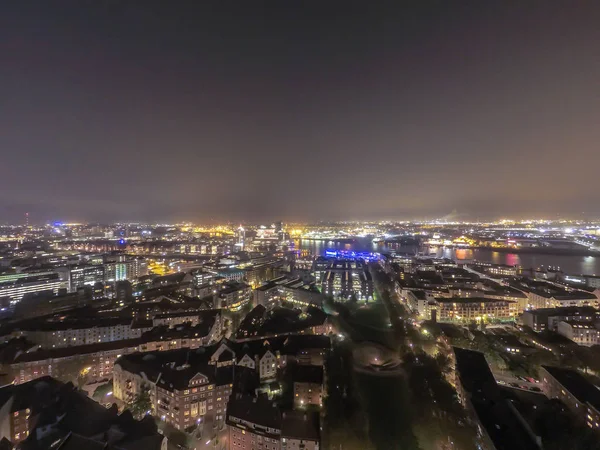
[274,221,284,241]
[235,225,245,250]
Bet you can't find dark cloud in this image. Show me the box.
[1,2,599,224]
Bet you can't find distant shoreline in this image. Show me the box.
[300,237,355,243]
[452,245,600,257]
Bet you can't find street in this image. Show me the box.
[190,416,228,450]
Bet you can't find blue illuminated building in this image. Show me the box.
[324,250,380,261]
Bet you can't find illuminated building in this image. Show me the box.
[0,270,56,284]
[511,278,598,310]
[217,267,245,282]
[253,223,285,250]
[11,339,141,385]
[436,297,517,323]
[404,290,436,319]
[236,344,279,381]
[217,281,251,310]
[564,274,600,289]
[57,264,105,292]
[293,365,324,409]
[317,258,373,301]
[152,309,222,332]
[0,273,66,304]
[104,257,148,282]
[235,225,246,250]
[521,306,599,332]
[557,321,600,346]
[227,395,282,450]
[17,318,152,348]
[191,269,217,286]
[114,344,241,430]
[11,315,223,386]
[254,276,324,310]
[465,262,518,278]
[227,395,321,450]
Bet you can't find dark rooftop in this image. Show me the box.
[292,365,324,384]
[542,365,600,413]
[436,297,516,304]
[226,394,281,437]
[281,410,320,441]
[453,347,541,450]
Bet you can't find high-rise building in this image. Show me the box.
[63,265,105,292]
[115,280,133,304]
[0,274,66,304]
[104,257,148,282]
[235,225,246,250]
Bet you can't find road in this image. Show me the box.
[493,373,544,394]
[187,416,228,450]
[368,262,408,346]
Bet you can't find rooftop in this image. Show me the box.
[281,410,320,441]
[293,365,324,384]
[454,348,541,450]
[511,279,597,300]
[2,377,163,450]
[226,394,281,437]
[436,297,516,304]
[523,306,599,317]
[542,365,600,412]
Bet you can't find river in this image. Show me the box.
[296,238,600,276]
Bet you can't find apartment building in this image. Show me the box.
[11,315,223,385]
[17,318,152,348]
[540,365,600,431]
[0,376,164,448]
[227,395,321,450]
[557,321,600,346]
[293,365,324,409]
[511,279,598,310]
[216,281,252,311]
[114,345,240,430]
[0,273,66,304]
[436,298,517,323]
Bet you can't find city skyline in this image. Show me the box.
[3,4,600,449]
[2,3,599,223]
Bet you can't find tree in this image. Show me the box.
[93,381,113,400]
[167,429,190,448]
[54,356,91,386]
[127,390,152,419]
[402,350,478,449]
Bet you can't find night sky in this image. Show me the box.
[1,2,599,224]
